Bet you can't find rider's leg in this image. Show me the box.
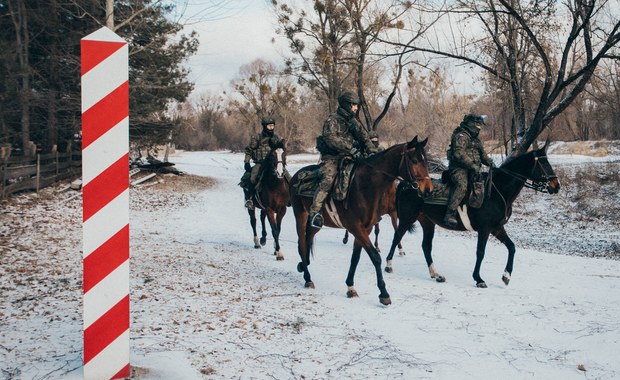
[444,168,468,226]
[308,160,337,228]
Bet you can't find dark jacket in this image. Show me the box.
[447,124,493,170]
[244,131,284,164]
[318,107,376,159]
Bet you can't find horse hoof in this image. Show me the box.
[384,266,393,273]
[254,244,260,249]
[379,297,392,305]
[297,262,304,272]
[435,275,446,283]
[346,289,359,298]
[305,282,315,289]
[502,275,510,286]
[399,252,406,256]
[476,282,488,288]
[276,255,284,261]
[260,237,267,246]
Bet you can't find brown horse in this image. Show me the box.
[246,140,289,260]
[289,136,433,305]
[386,143,561,287]
[342,181,405,256]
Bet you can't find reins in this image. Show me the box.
[360,143,430,188]
[494,155,554,193]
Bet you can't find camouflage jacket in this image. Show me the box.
[448,124,493,170]
[244,132,284,164]
[320,107,376,159]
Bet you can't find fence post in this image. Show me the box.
[81,26,130,380]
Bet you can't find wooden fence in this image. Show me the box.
[1,151,82,198]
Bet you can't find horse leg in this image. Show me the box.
[264,209,282,260]
[259,210,268,246]
[373,223,380,252]
[345,241,363,299]
[248,209,260,248]
[360,235,392,305]
[492,226,516,286]
[385,216,411,273]
[473,229,492,288]
[274,207,287,261]
[295,208,315,289]
[419,217,445,282]
[390,211,405,256]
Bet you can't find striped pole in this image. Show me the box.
[81,27,130,380]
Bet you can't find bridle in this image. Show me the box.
[495,154,556,193]
[397,143,431,189]
[271,147,285,178]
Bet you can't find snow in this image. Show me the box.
[1,149,620,379]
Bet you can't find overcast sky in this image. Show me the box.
[180,1,285,99]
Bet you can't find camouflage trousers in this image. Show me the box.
[447,167,469,211]
[309,159,339,214]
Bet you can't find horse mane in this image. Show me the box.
[362,141,404,165]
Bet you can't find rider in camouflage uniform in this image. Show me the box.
[444,114,496,226]
[242,117,286,210]
[308,91,379,228]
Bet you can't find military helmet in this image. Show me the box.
[463,114,486,126]
[261,117,276,127]
[338,91,359,108]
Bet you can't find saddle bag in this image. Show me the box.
[333,160,355,201]
[468,179,485,208]
[294,167,321,197]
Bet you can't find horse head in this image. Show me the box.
[501,140,560,194]
[532,140,560,194]
[268,139,286,179]
[402,136,433,197]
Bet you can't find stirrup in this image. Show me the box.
[245,199,254,210]
[443,212,458,227]
[309,213,323,228]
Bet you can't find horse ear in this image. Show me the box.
[407,135,419,149]
[419,137,428,148]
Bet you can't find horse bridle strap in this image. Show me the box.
[495,155,553,193]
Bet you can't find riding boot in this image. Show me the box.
[308,188,328,228]
[443,208,458,227]
[244,188,254,210]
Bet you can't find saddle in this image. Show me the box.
[421,170,487,208]
[292,161,356,201]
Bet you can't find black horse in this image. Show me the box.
[246,140,290,260]
[386,142,561,288]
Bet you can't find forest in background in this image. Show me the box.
[1,0,619,159]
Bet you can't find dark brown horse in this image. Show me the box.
[247,140,289,260]
[289,136,433,305]
[342,181,405,256]
[386,142,560,287]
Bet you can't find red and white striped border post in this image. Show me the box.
[81,26,130,380]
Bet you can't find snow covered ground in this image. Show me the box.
[1,148,619,379]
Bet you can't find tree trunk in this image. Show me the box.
[9,0,31,153]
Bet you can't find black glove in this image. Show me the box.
[244,162,252,172]
[470,165,480,175]
[349,147,362,160]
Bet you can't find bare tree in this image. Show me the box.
[272,0,442,133]
[386,0,620,155]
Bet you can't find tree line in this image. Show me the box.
[1,0,619,159]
